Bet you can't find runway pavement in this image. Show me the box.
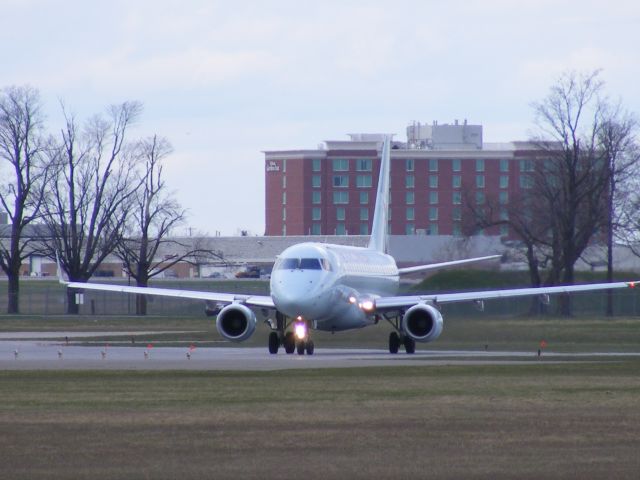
[2,331,640,370]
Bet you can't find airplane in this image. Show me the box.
[58,135,639,355]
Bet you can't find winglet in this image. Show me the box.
[55,252,67,285]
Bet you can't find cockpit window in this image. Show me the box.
[299,258,321,270]
[276,257,331,271]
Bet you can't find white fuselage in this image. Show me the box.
[270,242,399,331]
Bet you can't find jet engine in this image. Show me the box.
[215,303,257,342]
[401,303,443,343]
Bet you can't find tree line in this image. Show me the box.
[463,70,640,315]
[0,86,213,315]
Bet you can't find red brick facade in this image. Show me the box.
[265,142,541,238]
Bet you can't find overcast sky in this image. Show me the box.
[2,0,639,235]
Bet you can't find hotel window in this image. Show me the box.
[499,191,508,205]
[360,223,369,235]
[312,191,321,204]
[429,191,438,204]
[476,159,485,172]
[429,207,438,221]
[312,158,321,172]
[282,224,286,235]
[519,175,533,189]
[333,175,348,187]
[356,174,372,187]
[452,206,462,221]
[406,159,414,171]
[406,207,415,221]
[429,158,438,172]
[360,208,369,221]
[452,223,461,236]
[312,207,321,221]
[405,174,415,188]
[452,175,461,188]
[476,191,485,205]
[452,191,462,205]
[356,159,372,171]
[282,159,287,173]
[406,223,415,235]
[500,208,509,221]
[429,175,438,188]
[333,191,349,204]
[406,191,415,205]
[336,223,346,235]
[427,224,438,235]
[312,175,321,188]
[359,191,368,204]
[500,225,509,236]
[336,207,345,221]
[311,223,321,235]
[282,176,286,189]
[282,192,286,205]
[500,175,509,188]
[452,158,461,172]
[282,207,286,220]
[519,159,534,172]
[333,158,349,171]
[500,159,509,172]
[476,175,485,188]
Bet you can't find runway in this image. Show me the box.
[2,331,640,370]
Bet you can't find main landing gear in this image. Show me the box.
[267,312,314,355]
[388,332,415,354]
[385,315,415,354]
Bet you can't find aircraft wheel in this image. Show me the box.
[268,332,279,354]
[296,340,306,355]
[305,340,315,355]
[404,336,416,354]
[284,332,295,354]
[389,332,400,354]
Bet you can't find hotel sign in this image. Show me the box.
[266,161,280,172]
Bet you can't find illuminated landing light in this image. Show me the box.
[294,322,307,340]
[348,296,357,304]
[359,299,375,312]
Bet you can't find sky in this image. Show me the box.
[2,0,639,236]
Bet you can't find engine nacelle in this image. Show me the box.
[401,303,444,343]
[215,303,257,342]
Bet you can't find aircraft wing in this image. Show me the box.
[374,280,639,309]
[397,255,501,275]
[61,279,276,309]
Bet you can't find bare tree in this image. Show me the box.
[0,85,49,313]
[465,71,627,315]
[116,135,219,314]
[41,102,143,313]
[598,109,639,315]
[532,71,633,315]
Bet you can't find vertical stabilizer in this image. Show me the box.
[368,135,391,253]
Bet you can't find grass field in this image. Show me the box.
[1,363,640,479]
[2,295,640,478]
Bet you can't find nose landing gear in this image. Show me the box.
[267,312,315,355]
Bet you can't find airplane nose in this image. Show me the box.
[271,272,324,318]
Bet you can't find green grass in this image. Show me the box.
[1,364,640,479]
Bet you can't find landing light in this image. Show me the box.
[348,296,357,304]
[360,300,375,312]
[294,322,307,340]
